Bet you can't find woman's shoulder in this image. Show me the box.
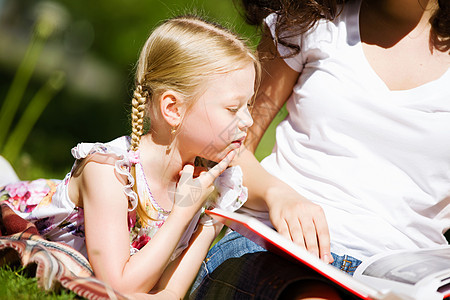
[298,0,361,49]
[263,1,361,73]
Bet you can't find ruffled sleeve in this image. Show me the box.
[199,166,248,226]
[70,136,138,211]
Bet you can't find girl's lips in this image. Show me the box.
[231,140,242,148]
[231,135,246,148]
[234,134,247,143]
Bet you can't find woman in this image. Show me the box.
[191,0,450,299]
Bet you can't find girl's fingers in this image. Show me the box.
[179,164,195,182]
[203,150,237,183]
[175,150,236,209]
[194,166,208,177]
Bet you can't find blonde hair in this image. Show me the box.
[130,15,261,224]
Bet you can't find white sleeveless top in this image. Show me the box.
[262,0,450,259]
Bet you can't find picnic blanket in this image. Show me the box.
[0,203,128,300]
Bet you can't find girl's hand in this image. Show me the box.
[172,150,237,214]
[265,183,333,264]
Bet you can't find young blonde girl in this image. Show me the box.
[0,15,260,298]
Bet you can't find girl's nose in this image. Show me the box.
[238,109,254,130]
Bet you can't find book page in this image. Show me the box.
[354,246,450,300]
[359,248,450,284]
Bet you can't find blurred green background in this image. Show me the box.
[0,0,285,180]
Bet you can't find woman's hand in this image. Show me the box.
[234,149,333,263]
[265,182,333,264]
[172,150,237,214]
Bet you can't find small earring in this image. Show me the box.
[171,127,177,135]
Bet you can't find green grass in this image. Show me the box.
[0,266,78,299]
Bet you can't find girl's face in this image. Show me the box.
[178,63,255,162]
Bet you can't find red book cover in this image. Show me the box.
[206,208,450,300]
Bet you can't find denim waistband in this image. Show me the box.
[329,252,362,275]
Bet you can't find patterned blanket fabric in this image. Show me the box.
[0,203,128,300]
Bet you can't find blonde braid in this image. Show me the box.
[130,85,147,151]
[130,85,154,224]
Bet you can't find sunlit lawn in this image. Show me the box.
[0,266,77,299]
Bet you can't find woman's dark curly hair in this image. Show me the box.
[237,0,450,54]
[430,0,450,52]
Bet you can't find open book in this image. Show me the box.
[206,208,450,300]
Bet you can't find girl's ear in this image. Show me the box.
[160,91,183,127]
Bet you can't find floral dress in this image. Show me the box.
[0,136,248,260]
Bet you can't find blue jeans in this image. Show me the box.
[190,231,362,299]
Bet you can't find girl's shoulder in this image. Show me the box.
[71,136,132,163]
[70,136,132,174]
[68,136,138,210]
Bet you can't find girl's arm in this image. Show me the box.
[149,223,222,298]
[78,156,187,294]
[75,151,235,294]
[235,28,333,262]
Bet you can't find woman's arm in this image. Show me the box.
[236,28,333,263]
[246,27,299,153]
[239,26,299,207]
